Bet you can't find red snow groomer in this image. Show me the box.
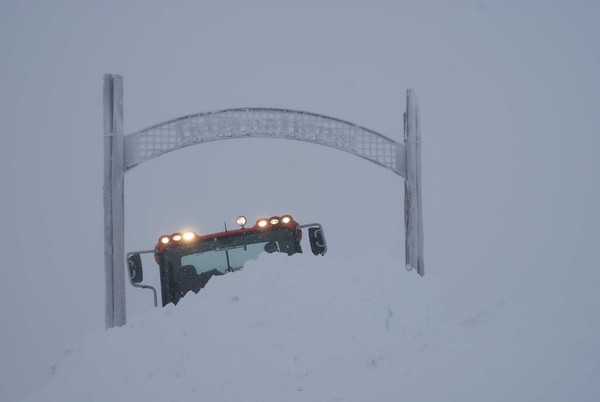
[127,215,327,307]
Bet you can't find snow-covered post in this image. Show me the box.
[103,74,126,328]
[404,89,424,276]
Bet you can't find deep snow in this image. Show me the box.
[17,250,599,402]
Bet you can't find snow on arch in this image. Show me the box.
[124,107,407,177]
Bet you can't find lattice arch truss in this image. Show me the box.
[124,108,405,175]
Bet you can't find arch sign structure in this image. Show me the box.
[104,74,424,328]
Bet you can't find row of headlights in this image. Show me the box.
[159,230,198,245]
[255,215,293,228]
[157,214,295,249]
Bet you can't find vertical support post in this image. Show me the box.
[404,89,424,276]
[103,74,126,328]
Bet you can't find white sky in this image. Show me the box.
[0,1,598,400]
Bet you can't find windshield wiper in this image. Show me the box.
[225,249,233,273]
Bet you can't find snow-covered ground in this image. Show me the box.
[17,250,599,402]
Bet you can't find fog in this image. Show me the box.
[1,1,598,400]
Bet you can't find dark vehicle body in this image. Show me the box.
[127,215,326,307]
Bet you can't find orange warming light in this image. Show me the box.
[182,231,196,241]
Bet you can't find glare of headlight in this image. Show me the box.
[257,219,268,228]
[236,216,247,227]
[281,215,292,224]
[269,218,280,225]
[182,232,195,241]
[172,234,182,241]
[160,236,170,244]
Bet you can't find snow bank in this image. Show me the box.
[17,251,599,402]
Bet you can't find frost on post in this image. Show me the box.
[104,74,425,328]
[103,74,126,328]
[404,90,424,276]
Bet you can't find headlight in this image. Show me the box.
[160,236,170,244]
[257,219,268,228]
[182,231,196,241]
[236,216,247,227]
[281,215,292,224]
[172,234,182,241]
[269,217,280,225]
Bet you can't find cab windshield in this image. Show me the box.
[159,228,301,305]
[182,242,271,274]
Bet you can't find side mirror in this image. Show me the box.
[127,253,144,283]
[308,227,327,256]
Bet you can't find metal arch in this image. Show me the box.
[104,73,424,329]
[123,108,407,178]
